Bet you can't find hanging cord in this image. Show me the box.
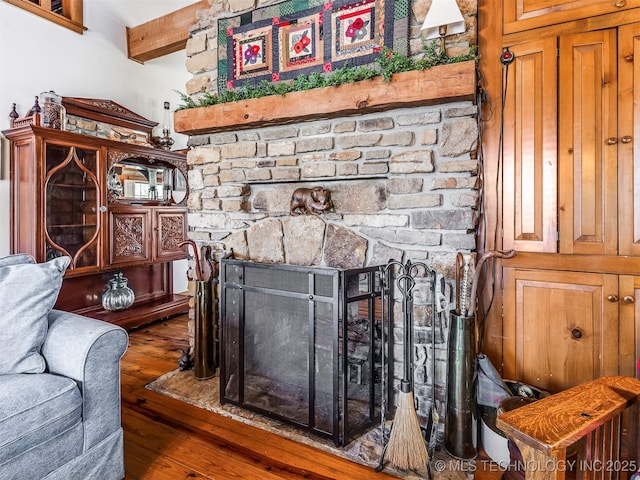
[473,48,516,330]
[426,269,439,479]
[496,48,515,249]
[475,65,489,255]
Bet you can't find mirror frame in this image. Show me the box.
[107,150,188,206]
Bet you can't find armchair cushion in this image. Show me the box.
[0,373,82,465]
[0,254,35,268]
[0,256,71,374]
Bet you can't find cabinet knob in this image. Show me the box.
[571,328,583,339]
[99,206,107,213]
[606,137,618,145]
[623,295,635,304]
[613,0,626,6]
[621,136,632,144]
[607,294,619,302]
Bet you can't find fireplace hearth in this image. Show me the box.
[219,259,389,446]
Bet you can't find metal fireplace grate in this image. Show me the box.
[219,260,389,446]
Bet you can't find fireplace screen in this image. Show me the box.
[219,260,388,446]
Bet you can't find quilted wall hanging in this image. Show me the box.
[217,0,409,91]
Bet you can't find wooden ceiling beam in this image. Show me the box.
[126,0,208,63]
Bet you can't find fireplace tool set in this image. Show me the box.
[377,259,436,472]
[376,250,516,473]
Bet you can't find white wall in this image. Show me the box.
[0,0,193,291]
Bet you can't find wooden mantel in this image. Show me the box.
[173,60,477,135]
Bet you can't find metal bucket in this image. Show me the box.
[444,312,477,460]
[194,280,216,380]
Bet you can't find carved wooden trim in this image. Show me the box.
[62,97,158,133]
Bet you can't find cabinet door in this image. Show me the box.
[109,206,151,265]
[153,208,187,261]
[45,142,104,272]
[503,0,640,35]
[618,23,640,255]
[618,275,640,378]
[503,268,620,393]
[502,37,558,253]
[559,30,618,255]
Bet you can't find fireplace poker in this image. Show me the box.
[455,253,472,316]
[376,264,391,472]
[426,270,439,479]
[466,249,517,318]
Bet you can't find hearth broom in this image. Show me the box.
[382,260,429,471]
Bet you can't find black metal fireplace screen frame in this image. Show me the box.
[219,259,390,446]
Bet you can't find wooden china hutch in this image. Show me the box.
[2,98,189,329]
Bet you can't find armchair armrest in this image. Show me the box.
[42,310,129,451]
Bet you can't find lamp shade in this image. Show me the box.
[421,0,466,40]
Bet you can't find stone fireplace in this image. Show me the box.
[178,0,479,444]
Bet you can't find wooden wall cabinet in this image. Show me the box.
[499,22,640,393]
[503,26,640,256]
[3,124,190,329]
[503,0,640,35]
[503,268,624,393]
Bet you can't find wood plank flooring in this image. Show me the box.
[121,314,503,480]
[122,315,401,480]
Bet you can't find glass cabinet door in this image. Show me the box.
[45,142,102,270]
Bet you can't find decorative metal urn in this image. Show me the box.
[102,272,135,311]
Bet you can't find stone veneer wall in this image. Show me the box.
[186,107,478,267]
[181,0,479,424]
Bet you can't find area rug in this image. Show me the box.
[146,369,467,480]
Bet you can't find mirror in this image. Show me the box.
[107,159,187,205]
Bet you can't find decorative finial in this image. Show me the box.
[26,96,41,117]
[9,103,19,125]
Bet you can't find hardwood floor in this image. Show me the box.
[121,314,503,480]
[121,314,396,479]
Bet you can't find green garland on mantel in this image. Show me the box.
[176,43,478,111]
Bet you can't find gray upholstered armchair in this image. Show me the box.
[0,310,128,479]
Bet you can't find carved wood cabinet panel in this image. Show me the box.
[109,206,151,265]
[154,208,188,261]
[108,205,187,266]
